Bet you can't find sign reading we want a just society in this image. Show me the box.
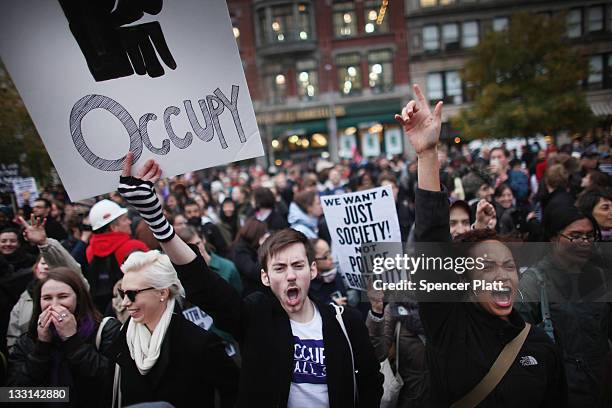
[321,186,404,290]
[0,0,264,201]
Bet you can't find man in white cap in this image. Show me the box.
[86,199,149,311]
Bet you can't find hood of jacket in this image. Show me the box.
[87,231,132,258]
[288,202,318,230]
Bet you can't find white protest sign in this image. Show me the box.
[321,185,403,290]
[0,164,20,194]
[182,306,213,331]
[12,178,39,208]
[0,0,264,201]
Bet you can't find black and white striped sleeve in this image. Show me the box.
[117,176,175,242]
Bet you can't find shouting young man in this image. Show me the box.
[118,153,383,408]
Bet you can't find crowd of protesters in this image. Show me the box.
[0,85,611,407]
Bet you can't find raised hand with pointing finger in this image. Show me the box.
[396,84,443,192]
[395,84,443,156]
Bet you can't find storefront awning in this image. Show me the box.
[268,120,328,138]
[337,113,397,129]
[590,101,612,117]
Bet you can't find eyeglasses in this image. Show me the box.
[118,287,156,302]
[559,233,596,243]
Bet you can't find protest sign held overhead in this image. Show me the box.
[321,185,404,290]
[12,177,39,208]
[0,164,20,194]
[0,0,264,201]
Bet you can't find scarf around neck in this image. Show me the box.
[126,297,175,375]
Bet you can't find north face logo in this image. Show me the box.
[519,356,538,366]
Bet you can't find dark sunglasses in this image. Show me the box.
[118,287,156,302]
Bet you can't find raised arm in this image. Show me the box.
[395,84,442,193]
[18,216,90,290]
[117,153,245,338]
[396,84,449,243]
[118,152,195,265]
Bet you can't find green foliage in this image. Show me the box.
[0,60,54,184]
[452,12,595,141]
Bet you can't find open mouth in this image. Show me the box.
[286,287,300,306]
[127,308,141,317]
[491,287,512,308]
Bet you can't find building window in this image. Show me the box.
[462,21,479,48]
[266,73,287,104]
[588,55,604,87]
[423,25,440,51]
[297,3,311,40]
[587,6,604,32]
[442,23,459,50]
[257,8,268,44]
[368,50,393,93]
[271,5,293,42]
[493,17,508,32]
[427,73,444,100]
[333,2,357,38]
[364,1,389,34]
[296,60,318,101]
[445,71,463,104]
[427,70,463,104]
[567,9,582,38]
[420,0,436,7]
[336,53,362,96]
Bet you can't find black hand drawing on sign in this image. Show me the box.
[57,0,177,82]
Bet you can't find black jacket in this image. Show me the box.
[7,318,121,407]
[261,206,290,233]
[414,187,567,407]
[231,239,265,296]
[107,312,239,408]
[173,249,383,408]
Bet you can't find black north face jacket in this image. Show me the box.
[173,247,383,408]
[414,187,568,407]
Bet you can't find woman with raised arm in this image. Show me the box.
[395,84,566,407]
[105,249,239,408]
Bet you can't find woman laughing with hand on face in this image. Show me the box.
[8,267,121,408]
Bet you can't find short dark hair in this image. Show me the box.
[0,227,19,236]
[34,198,51,208]
[293,191,317,213]
[494,183,512,198]
[28,267,101,339]
[234,217,268,248]
[378,171,398,186]
[184,199,198,208]
[576,187,612,217]
[253,187,276,209]
[259,228,315,272]
[490,147,509,158]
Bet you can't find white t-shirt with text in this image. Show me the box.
[288,305,329,408]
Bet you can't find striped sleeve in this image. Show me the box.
[118,176,175,242]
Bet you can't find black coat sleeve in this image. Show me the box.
[7,336,52,386]
[61,318,121,380]
[199,335,240,408]
[172,246,246,340]
[346,308,384,408]
[414,187,462,345]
